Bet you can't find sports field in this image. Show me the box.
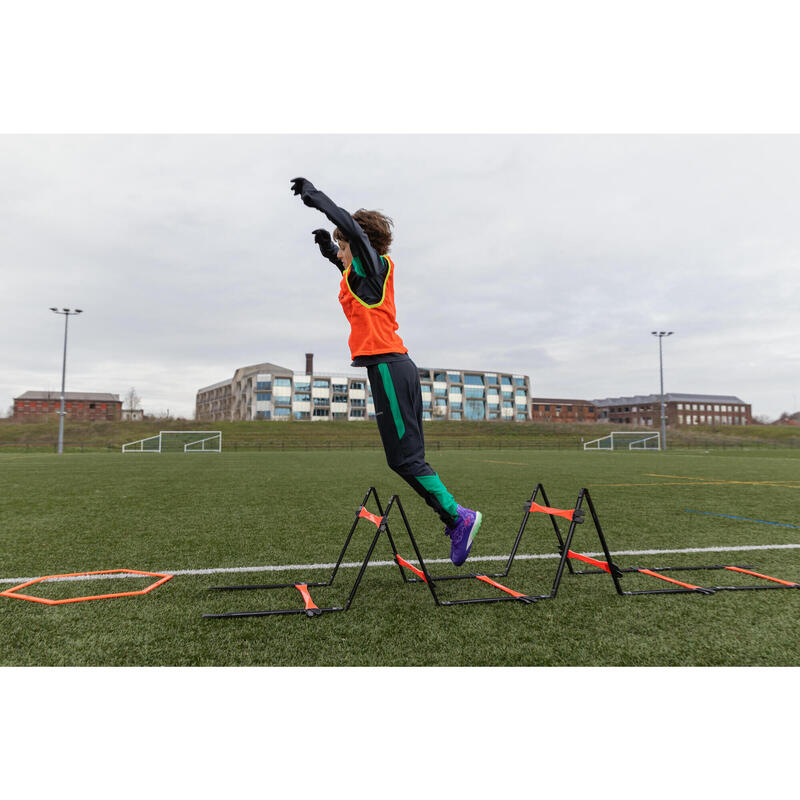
[1,447,799,666]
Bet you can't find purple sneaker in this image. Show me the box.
[446,505,483,566]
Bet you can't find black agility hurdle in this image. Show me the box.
[520,485,800,597]
[203,483,800,620]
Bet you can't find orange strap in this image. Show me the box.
[724,566,799,587]
[294,583,319,611]
[638,568,702,590]
[396,555,428,583]
[529,501,574,521]
[358,507,383,527]
[475,575,526,598]
[567,550,611,574]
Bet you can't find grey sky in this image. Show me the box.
[2,134,798,420]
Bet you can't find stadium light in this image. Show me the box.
[50,307,83,454]
[651,331,673,451]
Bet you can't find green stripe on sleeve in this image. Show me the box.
[378,362,405,440]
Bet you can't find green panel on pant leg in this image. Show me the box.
[414,473,459,521]
[378,362,405,440]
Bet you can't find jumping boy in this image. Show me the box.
[290,177,481,566]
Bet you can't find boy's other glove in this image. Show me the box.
[291,177,317,206]
[312,228,332,247]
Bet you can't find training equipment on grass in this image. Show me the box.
[0,568,173,605]
[584,431,661,451]
[121,431,222,453]
[526,486,800,596]
[202,483,800,620]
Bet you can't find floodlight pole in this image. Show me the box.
[50,307,83,454]
[651,331,673,451]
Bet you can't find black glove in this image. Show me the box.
[290,177,317,206]
[312,228,332,247]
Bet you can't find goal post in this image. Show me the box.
[121,431,222,453]
[583,431,661,451]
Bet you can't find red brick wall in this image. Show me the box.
[13,399,122,422]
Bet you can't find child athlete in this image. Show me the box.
[290,177,482,566]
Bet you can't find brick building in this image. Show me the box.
[530,398,597,423]
[592,393,752,427]
[13,392,122,422]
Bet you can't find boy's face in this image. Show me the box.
[336,238,352,269]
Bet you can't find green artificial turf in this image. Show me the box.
[1,448,799,666]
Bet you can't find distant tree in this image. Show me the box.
[124,387,141,412]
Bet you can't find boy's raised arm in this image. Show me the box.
[291,177,381,277]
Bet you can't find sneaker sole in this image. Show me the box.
[466,511,482,551]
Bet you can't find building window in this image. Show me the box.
[350,381,365,390]
[313,379,329,389]
[256,411,271,420]
[514,377,526,386]
[313,398,330,407]
[465,387,484,399]
[294,392,310,402]
[464,374,484,386]
[256,392,271,402]
[273,407,291,417]
[501,376,512,386]
[350,398,366,407]
[293,411,310,420]
[332,383,348,393]
[313,408,329,417]
[274,378,291,387]
[332,394,348,403]
[465,399,485,420]
[451,411,462,420]
[256,381,271,390]
[447,372,461,382]
[350,409,365,418]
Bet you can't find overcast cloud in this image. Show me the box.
[2,134,798,421]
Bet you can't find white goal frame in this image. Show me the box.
[583,431,661,451]
[122,431,222,453]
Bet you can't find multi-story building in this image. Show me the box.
[196,358,532,422]
[12,392,122,422]
[530,398,597,423]
[416,368,530,421]
[592,393,752,427]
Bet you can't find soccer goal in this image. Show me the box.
[583,431,661,451]
[122,431,222,453]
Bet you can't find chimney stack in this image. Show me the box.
[305,353,314,375]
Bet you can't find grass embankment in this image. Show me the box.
[0,417,798,452]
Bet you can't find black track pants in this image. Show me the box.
[366,358,459,526]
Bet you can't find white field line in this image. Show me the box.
[2,542,800,585]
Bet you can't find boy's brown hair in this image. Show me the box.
[334,209,394,254]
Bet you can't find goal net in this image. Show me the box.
[583,431,661,451]
[122,431,222,453]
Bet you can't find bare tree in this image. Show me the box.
[124,387,141,412]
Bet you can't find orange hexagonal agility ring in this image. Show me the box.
[0,568,173,605]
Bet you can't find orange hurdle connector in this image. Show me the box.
[637,568,705,591]
[475,575,529,599]
[358,507,384,527]
[723,566,800,587]
[294,583,322,616]
[567,550,613,574]
[396,555,428,584]
[529,501,576,522]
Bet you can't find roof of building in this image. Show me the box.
[593,393,747,406]
[15,391,121,402]
[531,398,595,405]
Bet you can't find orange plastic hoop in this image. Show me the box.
[0,568,173,605]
